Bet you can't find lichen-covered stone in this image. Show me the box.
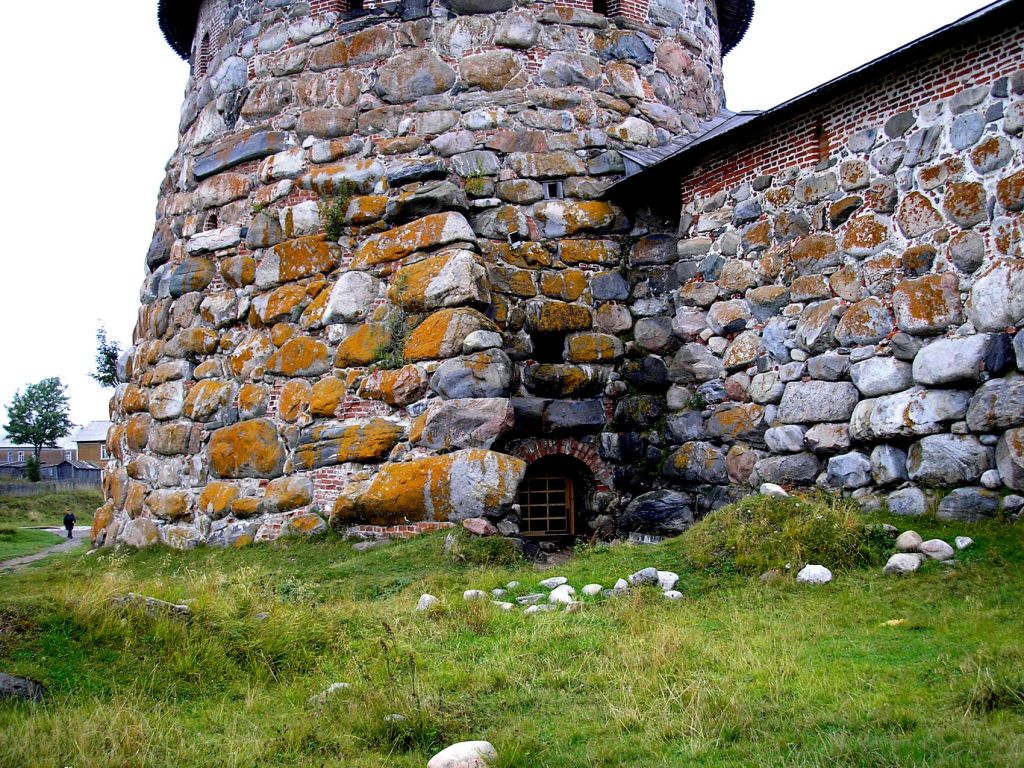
[208,419,286,479]
[353,212,476,268]
[331,449,526,524]
[294,419,404,470]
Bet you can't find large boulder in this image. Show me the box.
[332,449,526,524]
[996,427,1024,490]
[967,377,1024,432]
[907,434,994,485]
[913,335,1007,386]
[662,441,728,484]
[430,350,514,399]
[293,419,404,470]
[410,398,515,450]
[207,419,286,479]
[779,381,859,424]
[866,387,971,439]
[618,490,694,537]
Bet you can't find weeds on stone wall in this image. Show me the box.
[319,180,356,241]
[370,308,409,371]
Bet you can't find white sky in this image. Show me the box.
[0,0,994,442]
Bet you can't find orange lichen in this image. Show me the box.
[198,482,240,517]
[279,379,312,423]
[336,323,392,368]
[309,376,347,417]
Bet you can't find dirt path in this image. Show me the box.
[0,527,89,572]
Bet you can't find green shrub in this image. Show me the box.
[0,525,17,537]
[318,180,356,240]
[444,530,523,568]
[370,308,409,370]
[682,492,889,573]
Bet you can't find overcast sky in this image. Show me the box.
[0,0,993,443]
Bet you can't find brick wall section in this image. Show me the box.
[681,24,1024,203]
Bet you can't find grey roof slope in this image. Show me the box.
[610,0,1022,196]
[72,421,112,443]
[158,0,755,59]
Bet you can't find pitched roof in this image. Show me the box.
[157,0,755,59]
[72,421,112,444]
[609,0,1021,196]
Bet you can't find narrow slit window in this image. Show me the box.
[543,181,564,200]
[593,0,608,15]
[196,32,212,79]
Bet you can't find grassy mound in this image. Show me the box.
[0,507,1022,766]
[0,490,103,528]
[0,526,64,561]
[682,492,891,573]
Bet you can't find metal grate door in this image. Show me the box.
[517,470,575,537]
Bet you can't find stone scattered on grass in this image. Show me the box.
[524,604,558,615]
[428,740,498,768]
[505,581,520,589]
[539,576,568,589]
[548,584,576,604]
[491,601,514,611]
[516,593,544,605]
[462,517,498,536]
[309,682,350,705]
[657,570,679,591]
[582,583,603,596]
[0,673,45,702]
[628,567,659,586]
[463,589,488,602]
[759,483,789,498]
[613,578,630,593]
[919,539,955,561]
[110,593,192,619]
[883,553,924,575]
[416,594,439,611]
[663,590,684,600]
[955,536,974,550]
[895,530,923,552]
[491,588,507,598]
[796,564,833,584]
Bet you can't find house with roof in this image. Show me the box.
[72,421,114,470]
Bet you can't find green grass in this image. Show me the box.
[0,497,1022,767]
[0,526,64,561]
[0,489,102,528]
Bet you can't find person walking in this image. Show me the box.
[63,510,76,539]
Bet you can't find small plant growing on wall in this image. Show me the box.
[319,180,356,241]
[371,308,409,371]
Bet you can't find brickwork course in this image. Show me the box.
[93,0,1024,551]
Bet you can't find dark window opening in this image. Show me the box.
[347,0,364,11]
[592,0,608,15]
[196,32,212,79]
[543,180,564,200]
[530,331,566,363]
[516,455,595,539]
[204,212,219,231]
[815,116,830,162]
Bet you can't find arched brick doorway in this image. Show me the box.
[516,454,594,539]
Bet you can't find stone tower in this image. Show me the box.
[94,0,753,549]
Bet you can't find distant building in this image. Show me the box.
[73,421,114,470]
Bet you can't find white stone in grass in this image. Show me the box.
[505,581,520,589]
[628,567,659,586]
[428,740,498,768]
[524,604,557,615]
[463,589,489,602]
[613,578,630,593]
[416,594,439,611]
[491,588,507,598]
[919,539,955,561]
[759,482,789,498]
[895,530,923,552]
[883,553,923,576]
[955,536,974,550]
[384,713,407,723]
[309,682,349,704]
[663,590,684,600]
[539,576,568,589]
[581,583,603,596]
[548,584,576,604]
[657,570,679,591]
[796,564,832,584]
[491,601,514,611]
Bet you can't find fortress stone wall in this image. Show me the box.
[93,0,1024,550]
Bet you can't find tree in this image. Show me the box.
[90,325,122,388]
[3,378,75,475]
